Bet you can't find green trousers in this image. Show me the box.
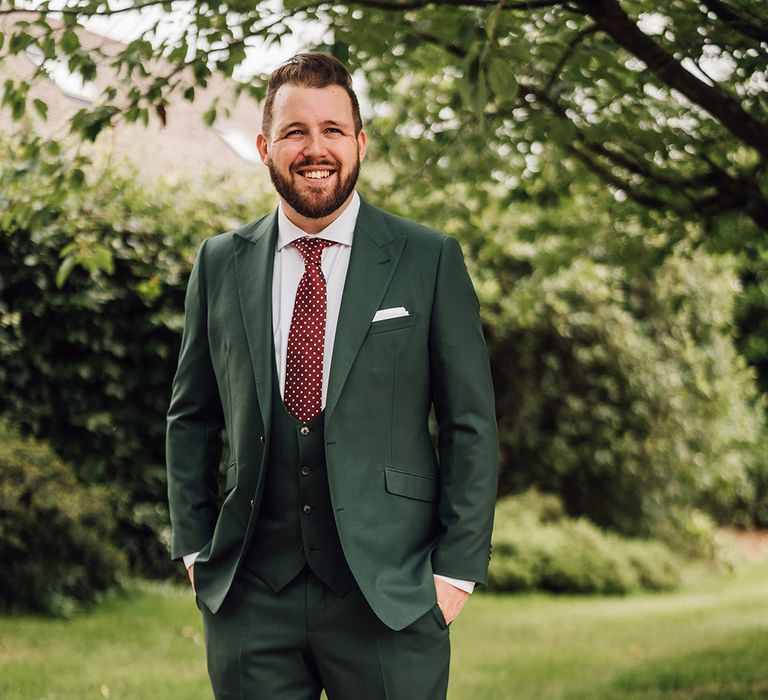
[200,567,451,699]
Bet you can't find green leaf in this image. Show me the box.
[203,107,217,126]
[70,169,86,188]
[486,55,517,100]
[33,98,48,120]
[56,255,77,288]
[61,28,80,55]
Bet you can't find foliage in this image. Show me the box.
[1,122,764,574]
[493,247,765,536]
[488,491,683,594]
[0,1,765,236]
[0,421,126,615]
[362,161,768,535]
[0,133,274,575]
[3,0,767,405]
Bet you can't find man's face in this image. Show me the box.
[256,84,367,223]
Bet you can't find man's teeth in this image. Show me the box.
[303,171,332,179]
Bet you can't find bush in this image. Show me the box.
[488,492,683,594]
[486,251,766,540]
[0,134,274,575]
[0,423,127,615]
[365,170,767,539]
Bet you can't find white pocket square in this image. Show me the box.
[372,307,409,322]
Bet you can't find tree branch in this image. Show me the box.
[566,142,675,210]
[0,2,172,17]
[346,0,562,9]
[506,81,768,225]
[544,22,598,93]
[574,0,768,160]
[701,0,768,44]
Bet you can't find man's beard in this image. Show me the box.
[268,155,361,219]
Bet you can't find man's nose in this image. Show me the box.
[302,132,328,159]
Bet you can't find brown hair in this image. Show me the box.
[261,52,363,138]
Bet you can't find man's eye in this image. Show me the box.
[285,129,304,137]
[325,128,342,134]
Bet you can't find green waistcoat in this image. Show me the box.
[243,361,356,596]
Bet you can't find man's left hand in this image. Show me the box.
[433,575,470,625]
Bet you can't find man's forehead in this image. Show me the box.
[272,83,355,124]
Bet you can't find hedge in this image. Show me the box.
[0,422,126,614]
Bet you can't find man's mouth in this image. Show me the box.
[302,170,334,179]
[295,165,337,180]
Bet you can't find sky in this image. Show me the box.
[82,0,327,77]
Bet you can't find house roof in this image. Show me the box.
[0,15,269,186]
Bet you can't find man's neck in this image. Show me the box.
[280,193,356,235]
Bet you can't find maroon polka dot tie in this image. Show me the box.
[284,237,336,422]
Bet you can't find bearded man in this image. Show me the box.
[166,52,498,700]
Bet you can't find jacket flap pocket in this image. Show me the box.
[384,467,438,502]
[223,461,237,492]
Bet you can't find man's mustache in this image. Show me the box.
[291,159,339,171]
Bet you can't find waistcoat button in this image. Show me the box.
[299,425,310,436]
[302,504,312,514]
[300,466,311,476]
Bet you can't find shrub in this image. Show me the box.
[0,135,274,575]
[367,173,767,539]
[0,423,127,615]
[488,492,683,594]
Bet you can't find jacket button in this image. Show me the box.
[299,426,310,436]
[300,466,311,476]
[250,499,255,509]
[302,504,312,514]
[259,435,264,444]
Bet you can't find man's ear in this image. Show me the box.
[357,129,367,163]
[256,132,270,165]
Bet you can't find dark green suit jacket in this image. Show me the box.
[166,198,498,631]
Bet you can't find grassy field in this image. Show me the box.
[2,558,767,700]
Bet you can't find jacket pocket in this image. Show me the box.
[384,467,438,502]
[367,313,419,336]
[223,461,237,493]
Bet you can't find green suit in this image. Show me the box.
[166,198,498,635]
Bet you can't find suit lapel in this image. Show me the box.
[233,212,278,430]
[325,200,406,422]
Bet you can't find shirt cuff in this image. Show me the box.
[434,574,475,594]
[182,552,200,569]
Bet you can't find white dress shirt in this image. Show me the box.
[272,192,358,407]
[184,192,473,594]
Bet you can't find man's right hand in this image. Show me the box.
[187,563,195,594]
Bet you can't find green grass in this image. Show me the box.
[2,560,768,700]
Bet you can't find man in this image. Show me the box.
[166,52,498,700]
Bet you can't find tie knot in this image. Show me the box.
[294,237,336,265]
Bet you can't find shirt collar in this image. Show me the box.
[276,192,360,251]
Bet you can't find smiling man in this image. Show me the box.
[166,52,498,700]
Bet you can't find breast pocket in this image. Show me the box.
[367,313,419,336]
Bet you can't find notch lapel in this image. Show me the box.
[233,212,278,431]
[325,201,406,422]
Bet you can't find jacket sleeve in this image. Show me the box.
[166,238,224,560]
[429,235,499,584]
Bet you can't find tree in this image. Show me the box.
[0,0,765,235]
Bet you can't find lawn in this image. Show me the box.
[2,558,767,700]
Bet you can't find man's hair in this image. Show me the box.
[261,52,363,138]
